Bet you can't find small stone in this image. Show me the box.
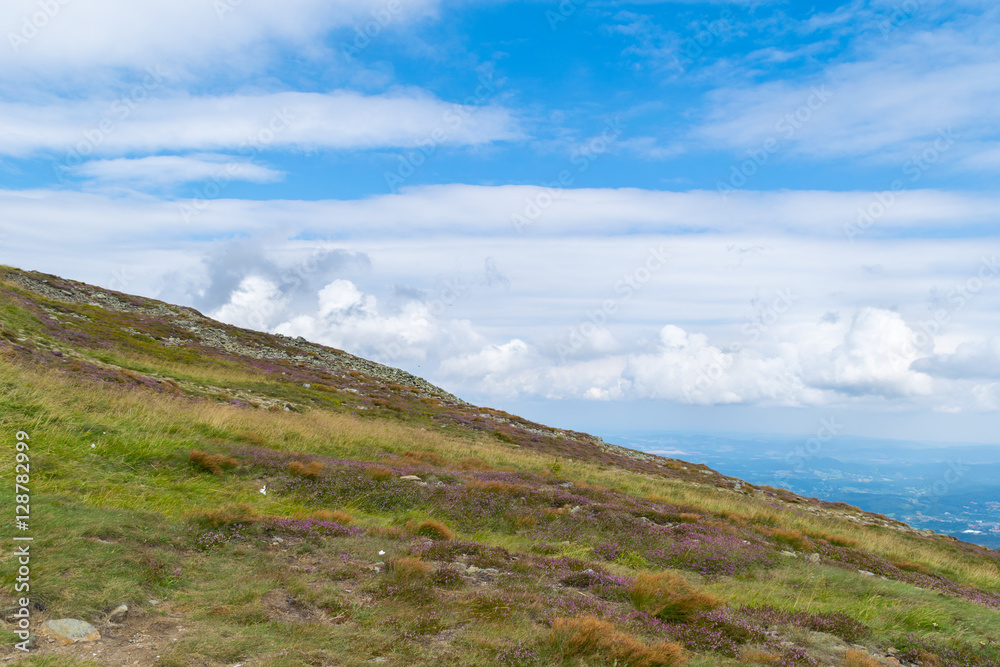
[148,599,160,606]
[399,475,421,481]
[780,550,798,557]
[108,604,129,624]
[38,619,101,646]
[858,570,875,576]
[887,647,898,655]
[467,566,480,573]
[569,506,581,513]
[302,383,311,388]
[484,568,499,574]
[806,553,821,564]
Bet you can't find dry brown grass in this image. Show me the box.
[456,456,494,471]
[188,503,256,528]
[388,557,432,584]
[630,572,721,622]
[364,465,393,481]
[513,514,538,529]
[763,527,813,552]
[550,616,686,667]
[892,559,932,575]
[843,649,882,667]
[804,529,860,548]
[309,509,354,524]
[402,450,445,467]
[742,649,782,664]
[678,512,702,523]
[189,449,238,475]
[409,519,455,541]
[288,460,325,478]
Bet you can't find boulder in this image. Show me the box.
[38,619,100,645]
[108,604,129,624]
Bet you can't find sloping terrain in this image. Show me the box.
[0,265,997,667]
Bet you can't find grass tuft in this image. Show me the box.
[550,616,686,667]
[189,449,238,475]
[288,460,325,478]
[629,572,721,622]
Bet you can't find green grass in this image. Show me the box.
[1,268,999,666]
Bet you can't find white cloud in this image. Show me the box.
[0,91,521,159]
[1,0,440,73]
[68,155,284,187]
[694,12,1000,162]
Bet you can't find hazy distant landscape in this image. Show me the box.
[614,432,1000,549]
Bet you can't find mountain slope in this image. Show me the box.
[0,266,997,667]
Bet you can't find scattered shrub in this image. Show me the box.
[288,460,325,478]
[410,519,455,541]
[843,649,881,667]
[189,449,238,475]
[629,572,721,622]
[550,616,686,667]
[364,465,393,481]
[430,566,464,588]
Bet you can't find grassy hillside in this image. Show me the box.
[0,266,997,667]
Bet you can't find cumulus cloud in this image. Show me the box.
[913,338,1000,379]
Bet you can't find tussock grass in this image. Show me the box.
[189,449,238,475]
[288,460,325,478]
[550,616,686,666]
[843,649,882,666]
[630,572,722,621]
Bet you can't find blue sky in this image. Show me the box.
[2,0,999,444]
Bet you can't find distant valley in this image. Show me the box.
[612,431,1000,550]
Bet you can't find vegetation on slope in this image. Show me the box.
[0,266,997,666]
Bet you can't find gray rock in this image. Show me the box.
[399,475,421,481]
[806,553,821,564]
[38,619,100,646]
[107,604,129,624]
[858,570,875,576]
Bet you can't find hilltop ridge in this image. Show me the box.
[0,265,998,667]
